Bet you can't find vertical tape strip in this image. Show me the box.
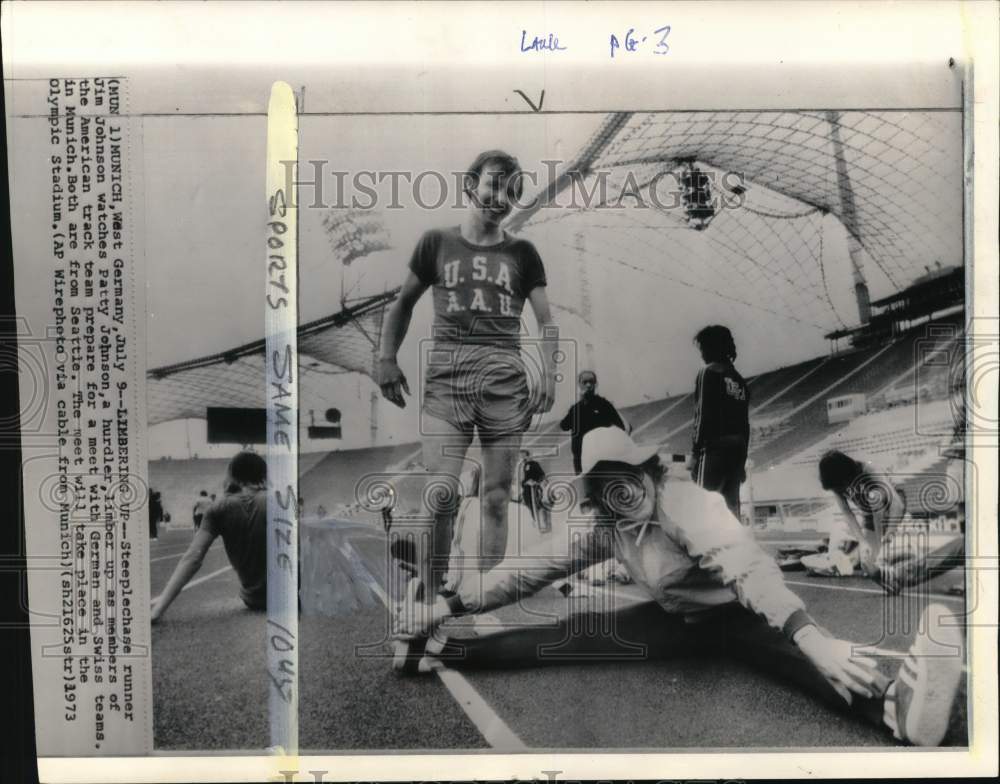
[264,81,299,757]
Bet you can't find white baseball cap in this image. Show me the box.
[578,427,660,478]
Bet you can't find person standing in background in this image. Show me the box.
[559,370,626,474]
[149,489,164,540]
[517,449,548,529]
[690,325,750,519]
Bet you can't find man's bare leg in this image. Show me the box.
[420,416,473,593]
[478,431,522,572]
[394,416,471,673]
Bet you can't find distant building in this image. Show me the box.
[826,393,867,424]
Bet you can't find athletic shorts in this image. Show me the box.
[421,344,534,438]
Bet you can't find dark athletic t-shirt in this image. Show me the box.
[202,488,267,609]
[408,226,547,349]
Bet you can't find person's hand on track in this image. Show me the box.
[393,593,450,639]
[794,625,881,704]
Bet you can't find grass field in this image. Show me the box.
[150,525,968,752]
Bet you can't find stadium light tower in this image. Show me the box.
[322,209,393,306]
[826,111,873,325]
[679,160,716,231]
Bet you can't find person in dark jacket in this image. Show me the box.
[517,449,549,530]
[559,370,627,474]
[149,489,164,540]
[690,325,749,519]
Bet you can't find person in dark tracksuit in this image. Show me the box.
[559,370,627,474]
[690,325,749,519]
[518,449,549,530]
[149,489,164,540]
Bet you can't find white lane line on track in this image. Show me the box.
[151,552,188,563]
[181,565,233,591]
[151,541,235,563]
[784,579,965,603]
[340,541,527,750]
[430,664,527,749]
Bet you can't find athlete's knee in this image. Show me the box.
[424,474,462,516]
[481,483,511,519]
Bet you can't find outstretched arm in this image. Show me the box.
[670,485,879,701]
[667,484,813,639]
[833,492,880,574]
[151,527,217,623]
[395,519,614,636]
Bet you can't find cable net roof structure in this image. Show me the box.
[510,110,963,330]
[147,289,393,426]
[147,209,395,426]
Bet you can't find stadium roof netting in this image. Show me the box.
[146,291,393,425]
[147,110,962,425]
[509,110,963,330]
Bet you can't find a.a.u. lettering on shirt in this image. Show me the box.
[442,255,517,315]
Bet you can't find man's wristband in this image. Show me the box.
[786,611,817,643]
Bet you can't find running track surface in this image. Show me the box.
[150,527,968,752]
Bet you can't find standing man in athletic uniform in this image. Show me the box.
[559,370,627,474]
[378,149,557,620]
[150,451,268,621]
[690,325,750,519]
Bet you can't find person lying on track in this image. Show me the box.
[395,427,965,747]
